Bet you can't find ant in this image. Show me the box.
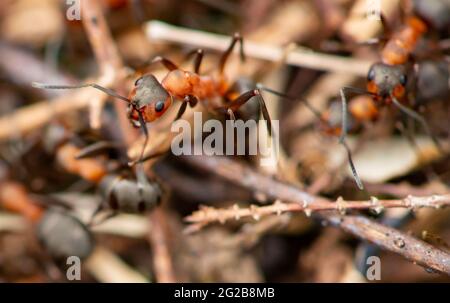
[333,0,450,189]
[0,178,94,261]
[33,33,274,165]
[264,0,449,190]
[40,124,163,222]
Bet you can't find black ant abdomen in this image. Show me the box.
[412,0,450,31]
[416,60,450,105]
[37,209,94,261]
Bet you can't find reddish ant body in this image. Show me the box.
[33,33,273,164]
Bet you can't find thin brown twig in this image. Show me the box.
[81,0,126,129]
[147,209,177,283]
[0,0,128,139]
[80,0,178,283]
[145,21,372,76]
[182,155,450,275]
[185,195,450,227]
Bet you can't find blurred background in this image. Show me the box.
[0,0,449,282]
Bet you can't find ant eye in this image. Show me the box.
[399,74,407,86]
[134,77,143,86]
[155,101,165,112]
[367,68,375,81]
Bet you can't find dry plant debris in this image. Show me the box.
[0,0,449,282]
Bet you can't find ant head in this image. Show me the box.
[417,60,450,103]
[366,63,408,101]
[129,75,172,122]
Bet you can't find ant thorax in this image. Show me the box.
[161,69,218,100]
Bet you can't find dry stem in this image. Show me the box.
[145,20,372,76]
[186,195,450,227]
[183,155,450,275]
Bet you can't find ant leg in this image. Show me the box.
[219,32,245,75]
[175,95,198,121]
[175,102,188,121]
[87,201,104,227]
[339,87,370,141]
[186,49,204,73]
[150,56,178,71]
[76,141,123,159]
[128,111,149,166]
[391,97,444,154]
[133,56,179,76]
[339,87,367,190]
[256,84,323,119]
[227,108,236,121]
[217,89,272,136]
[137,151,167,164]
[188,96,198,107]
[89,210,118,227]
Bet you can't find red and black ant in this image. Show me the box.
[266,1,449,190]
[33,33,274,165]
[332,1,450,189]
[41,124,162,221]
[0,178,94,261]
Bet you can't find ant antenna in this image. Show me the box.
[391,96,444,154]
[32,82,151,165]
[256,83,364,189]
[256,84,323,119]
[128,111,149,167]
[31,82,131,103]
[339,87,369,190]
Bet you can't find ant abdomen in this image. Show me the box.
[37,209,94,261]
[416,60,449,105]
[412,0,450,31]
[99,174,162,214]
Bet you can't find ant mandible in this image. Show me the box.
[33,33,273,165]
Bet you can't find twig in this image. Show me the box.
[0,0,128,140]
[145,21,372,76]
[81,0,126,129]
[186,195,450,226]
[147,209,177,282]
[182,155,450,275]
[85,246,148,283]
[0,43,76,96]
